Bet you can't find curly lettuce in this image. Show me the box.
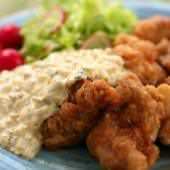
[22,0,138,62]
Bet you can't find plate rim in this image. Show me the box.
[0,2,170,26]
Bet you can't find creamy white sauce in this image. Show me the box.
[0,49,128,159]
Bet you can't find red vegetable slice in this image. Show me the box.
[0,24,23,49]
[0,49,24,71]
[45,5,68,34]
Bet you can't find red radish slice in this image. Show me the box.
[0,49,24,71]
[0,24,23,49]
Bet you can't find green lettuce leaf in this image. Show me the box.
[22,0,138,62]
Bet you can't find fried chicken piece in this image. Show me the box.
[134,16,170,43]
[157,39,170,73]
[87,76,164,170]
[144,84,170,146]
[113,35,167,85]
[159,119,170,145]
[145,85,169,145]
[157,84,170,145]
[41,79,121,150]
[157,38,170,55]
[42,73,165,169]
[116,76,164,141]
[123,52,165,85]
[164,76,170,85]
[87,114,159,170]
[159,54,170,73]
[114,34,159,62]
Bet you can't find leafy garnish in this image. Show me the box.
[22,0,137,62]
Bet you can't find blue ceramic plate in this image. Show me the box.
[0,2,170,170]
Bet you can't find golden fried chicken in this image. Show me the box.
[87,76,164,170]
[159,55,170,73]
[157,84,170,145]
[114,34,159,62]
[41,72,166,170]
[142,83,170,146]
[41,79,121,150]
[145,85,169,145]
[159,119,170,145]
[113,34,167,85]
[116,76,165,142]
[87,113,159,170]
[164,76,170,85]
[157,39,170,73]
[134,16,170,43]
[157,38,170,55]
[134,17,170,75]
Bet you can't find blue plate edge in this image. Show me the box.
[0,2,170,26]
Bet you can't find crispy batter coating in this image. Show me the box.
[134,17,170,74]
[87,76,164,170]
[114,34,159,62]
[145,85,169,146]
[157,84,170,145]
[157,38,170,55]
[157,39,170,73]
[134,16,170,43]
[159,119,170,145]
[113,34,167,85]
[116,76,164,141]
[87,114,159,170]
[159,54,170,73]
[41,79,121,150]
[164,76,170,85]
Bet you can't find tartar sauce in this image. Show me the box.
[0,49,128,159]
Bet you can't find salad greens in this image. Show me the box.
[22,0,138,62]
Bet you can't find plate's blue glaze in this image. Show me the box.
[0,2,170,170]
